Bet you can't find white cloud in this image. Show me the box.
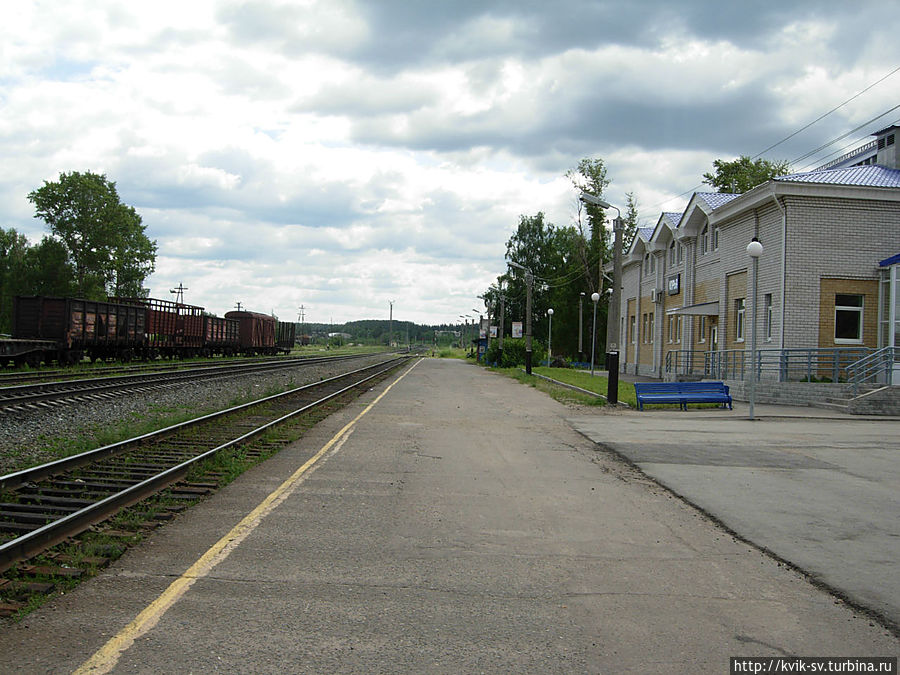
[2,1,899,325]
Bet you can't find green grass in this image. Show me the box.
[531,366,638,408]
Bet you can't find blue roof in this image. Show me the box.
[880,253,900,267]
[775,165,900,188]
[662,212,682,227]
[697,192,741,209]
[638,226,655,240]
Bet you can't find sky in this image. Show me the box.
[2,1,899,325]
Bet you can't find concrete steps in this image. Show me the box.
[811,385,900,416]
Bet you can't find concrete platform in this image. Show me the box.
[0,359,896,673]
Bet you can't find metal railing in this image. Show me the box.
[847,347,897,395]
[665,347,873,383]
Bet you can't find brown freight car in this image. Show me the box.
[224,310,277,355]
[201,315,240,356]
[111,296,205,359]
[11,296,146,365]
[275,321,296,354]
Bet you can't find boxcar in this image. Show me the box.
[275,321,296,354]
[12,296,146,364]
[224,310,277,355]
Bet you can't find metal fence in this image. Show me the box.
[665,347,874,383]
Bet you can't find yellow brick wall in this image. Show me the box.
[725,271,747,348]
[818,278,878,349]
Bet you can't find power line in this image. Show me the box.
[636,65,900,220]
[752,64,900,159]
[789,103,900,166]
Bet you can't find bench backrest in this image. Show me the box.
[633,381,729,395]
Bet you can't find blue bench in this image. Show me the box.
[633,381,733,411]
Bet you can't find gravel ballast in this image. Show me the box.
[0,354,400,476]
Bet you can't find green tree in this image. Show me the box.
[23,237,76,297]
[702,156,791,193]
[27,171,157,298]
[0,228,30,333]
[622,191,640,251]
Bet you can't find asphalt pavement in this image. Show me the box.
[567,399,900,632]
[0,358,896,674]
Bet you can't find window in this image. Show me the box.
[677,243,684,265]
[650,254,656,273]
[642,313,648,343]
[700,226,709,255]
[764,294,773,341]
[669,241,676,265]
[699,316,706,342]
[643,254,650,274]
[648,312,654,343]
[834,294,863,343]
[713,227,719,251]
[669,315,682,344]
[735,298,745,342]
[629,315,636,344]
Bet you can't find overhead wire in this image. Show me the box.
[635,64,900,221]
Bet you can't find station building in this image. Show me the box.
[617,125,900,382]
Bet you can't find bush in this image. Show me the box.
[485,338,546,368]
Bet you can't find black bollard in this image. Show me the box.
[606,351,619,406]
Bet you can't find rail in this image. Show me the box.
[665,347,872,383]
[847,346,897,395]
[0,356,410,573]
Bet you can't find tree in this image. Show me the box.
[702,156,791,194]
[27,171,156,298]
[0,228,30,333]
[622,191,640,251]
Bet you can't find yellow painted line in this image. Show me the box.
[74,358,422,675]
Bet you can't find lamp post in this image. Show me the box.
[590,292,600,376]
[547,308,554,364]
[747,238,763,420]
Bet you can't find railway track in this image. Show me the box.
[0,353,375,413]
[0,355,412,577]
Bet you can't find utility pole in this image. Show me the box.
[170,283,188,305]
[508,261,534,374]
[608,215,624,353]
[388,300,394,349]
[578,292,585,361]
[298,304,307,345]
[499,293,505,362]
[525,270,533,374]
[234,301,243,312]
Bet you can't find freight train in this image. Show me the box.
[0,295,296,367]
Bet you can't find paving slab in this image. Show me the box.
[0,359,896,674]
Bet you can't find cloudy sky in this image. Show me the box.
[2,1,898,325]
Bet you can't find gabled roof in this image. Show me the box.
[695,192,741,209]
[661,212,683,228]
[637,226,655,240]
[774,165,900,188]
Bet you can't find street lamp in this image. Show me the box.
[747,238,763,420]
[590,292,600,376]
[547,308,554,364]
[580,192,624,355]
